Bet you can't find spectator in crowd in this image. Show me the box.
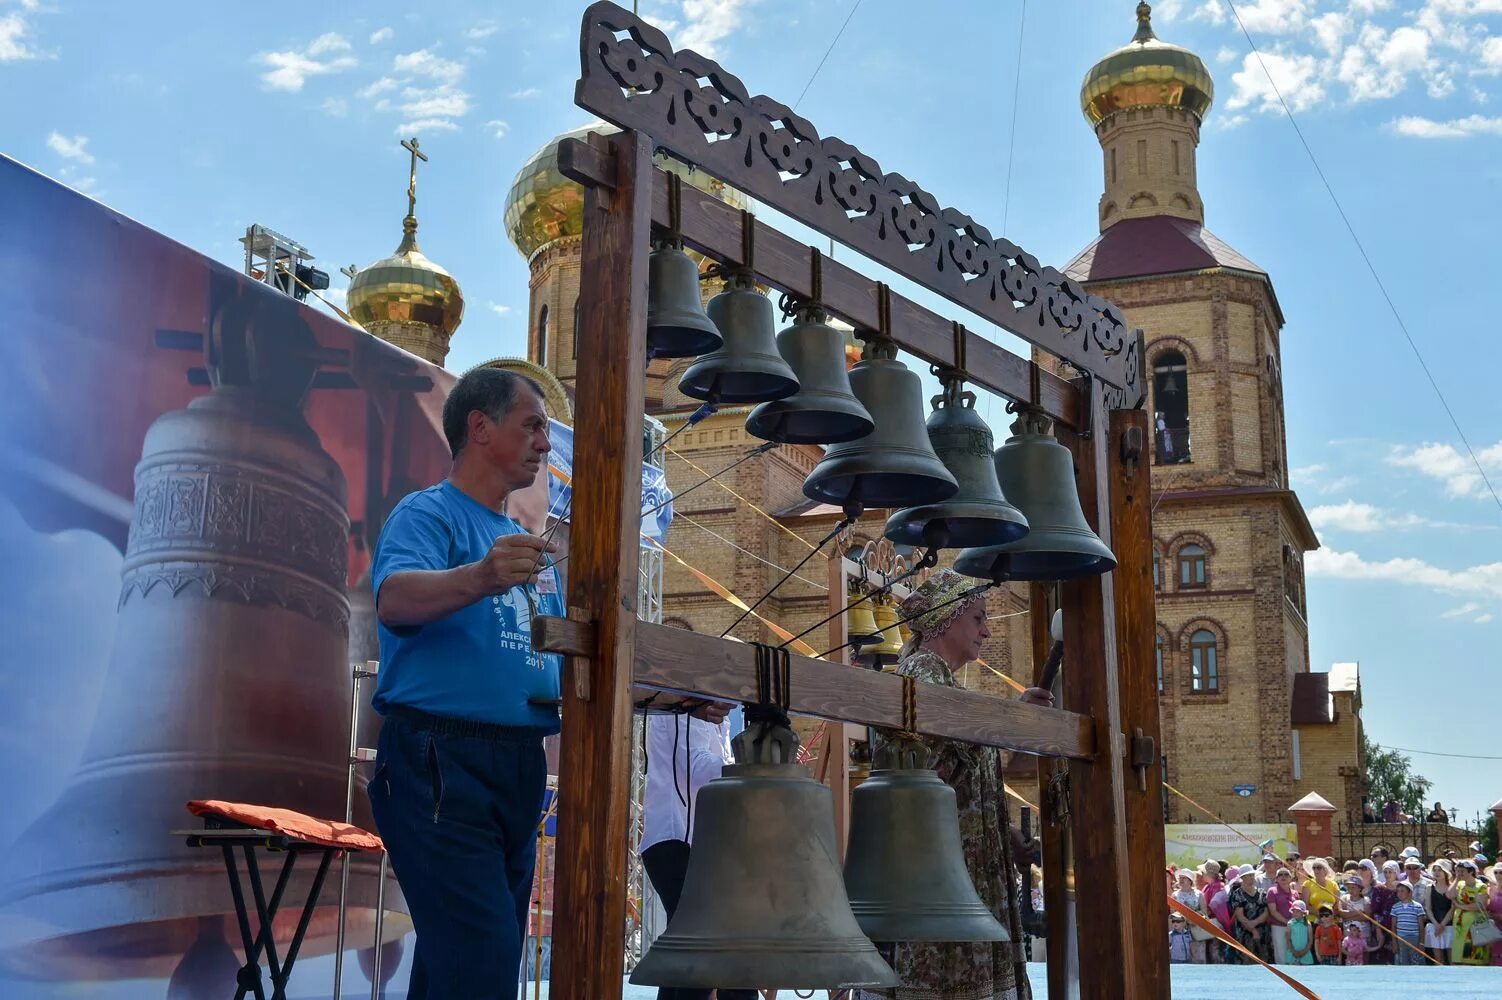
[1230,867,1272,963]
[1171,870,1209,964]
[1369,860,1400,964]
[1339,875,1373,953]
[1342,922,1376,965]
[1390,881,1427,966]
[1254,854,1280,893]
[1209,866,1235,963]
[1424,860,1455,964]
[1427,802,1449,823]
[1382,797,1402,823]
[1284,849,1304,880]
[1287,901,1315,966]
[1169,914,1193,964]
[1265,868,1297,965]
[1486,868,1502,967]
[1301,859,1340,914]
[1314,906,1344,966]
[1451,860,1489,965]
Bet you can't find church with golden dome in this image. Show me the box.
[349,3,1363,831]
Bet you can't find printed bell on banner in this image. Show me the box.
[647,238,722,358]
[630,720,898,990]
[884,375,1029,552]
[844,739,1010,942]
[954,409,1115,582]
[745,302,874,444]
[678,269,800,404]
[803,334,957,514]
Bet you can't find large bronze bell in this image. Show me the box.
[803,336,957,512]
[678,270,799,404]
[0,287,403,979]
[745,303,874,444]
[885,379,1029,550]
[647,240,722,359]
[844,740,1009,942]
[630,720,897,990]
[954,409,1116,581]
[869,598,905,667]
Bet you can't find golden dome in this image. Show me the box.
[347,218,465,337]
[504,122,747,261]
[1080,3,1213,127]
[471,356,573,421]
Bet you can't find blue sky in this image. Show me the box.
[4,0,1500,825]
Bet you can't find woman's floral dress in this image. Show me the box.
[856,649,1031,1000]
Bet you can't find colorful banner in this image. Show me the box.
[545,418,672,539]
[1165,823,1298,869]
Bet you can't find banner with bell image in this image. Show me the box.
[544,418,673,540]
[1165,824,1298,870]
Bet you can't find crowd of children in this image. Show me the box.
[1166,841,1502,968]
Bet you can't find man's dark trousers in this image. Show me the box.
[369,708,548,999]
[641,839,758,1000]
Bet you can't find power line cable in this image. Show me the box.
[1223,0,1501,515]
[1001,0,1027,233]
[793,0,863,111]
[1383,745,1502,762]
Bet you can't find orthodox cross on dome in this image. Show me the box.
[1134,2,1156,43]
[401,136,428,221]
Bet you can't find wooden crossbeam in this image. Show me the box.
[534,616,1095,760]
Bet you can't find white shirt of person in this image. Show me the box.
[639,712,735,853]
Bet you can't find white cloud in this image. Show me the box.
[1196,0,1310,34]
[1307,500,1430,534]
[1388,441,1502,496]
[1216,45,1239,63]
[1307,547,1502,601]
[676,0,753,57]
[0,10,41,61]
[396,118,459,135]
[322,96,349,117]
[1477,613,1495,623]
[1389,112,1502,135]
[510,86,542,99]
[486,119,510,138]
[489,302,513,316]
[1311,11,1351,52]
[1441,601,1481,618]
[394,84,472,120]
[1480,36,1502,73]
[369,27,393,45]
[392,48,464,84]
[1227,50,1325,112]
[358,76,397,98]
[466,22,499,40]
[257,34,357,91]
[46,132,93,165]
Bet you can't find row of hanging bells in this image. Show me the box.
[631,714,1007,990]
[646,235,1115,580]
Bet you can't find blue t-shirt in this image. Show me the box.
[371,481,563,731]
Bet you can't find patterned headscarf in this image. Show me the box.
[897,568,986,640]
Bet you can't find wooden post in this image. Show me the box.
[549,129,651,1000]
[1058,383,1138,1000]
[826,543,852,853]
[1107,407,1170,999]
[1030,582,1074,1000]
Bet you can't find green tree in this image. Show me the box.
[1362,736,1433,818]
[1482,814,1498,860]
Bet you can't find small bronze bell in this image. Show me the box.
[847,599,881,649]
[745,303,874,444]
[885,379,1029,550]
[954,409,1116,581]
[679,270,800,404]
[844,739,1009,942]
[630,721,897,990]
[869,598,905,667]
[803,335,957,512]
[647,240,723,358]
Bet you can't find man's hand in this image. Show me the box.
[472,534,557,594]
[686,700,733,725]
[1019,686,1054,708]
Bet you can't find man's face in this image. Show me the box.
[1264,860,1278,874]
[468,390,550,490]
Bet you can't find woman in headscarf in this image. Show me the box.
[856,569,1053,1000]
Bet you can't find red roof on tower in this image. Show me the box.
[1064,215,1265,283]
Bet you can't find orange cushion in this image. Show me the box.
[188,800,383,852]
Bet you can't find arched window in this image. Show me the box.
[1155,634,1164,693]
[1178,543,1207,589]
[572,297,581,358]
[536,304,549,367]
[1153,350,1190,464]
[1189,629,1219,692]
[1153,549,1162,591]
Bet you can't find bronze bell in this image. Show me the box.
[869,597,905,667]
[647,240,722,359]
[847,597,881,649]
[844,739,1009,942]
[630,720,898,990]
[885,379,1029,550]
[745,303,874,444]
[803,336,958,512]
[0,287,404,979]
[954,409,1116,581]
[679,270,800,404]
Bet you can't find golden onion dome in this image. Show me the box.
[1080,3,1213,127]
[347,217,464,337]
[504,122,747,260]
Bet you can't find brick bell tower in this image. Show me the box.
[1064,3,1323,826]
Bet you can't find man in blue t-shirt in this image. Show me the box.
[368,367,561,999]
